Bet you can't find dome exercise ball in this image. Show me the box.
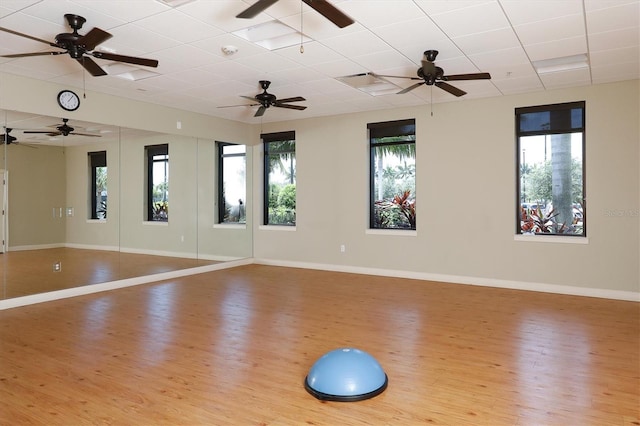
[304,348,388,402]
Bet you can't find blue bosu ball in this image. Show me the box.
[304,348,388,402]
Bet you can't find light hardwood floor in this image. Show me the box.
[0,265,638,425]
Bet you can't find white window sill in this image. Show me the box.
[259,225,296,232]
[86,219,107,224]
[514,234,588,244]
[366,229,417,237]
[143,221,169,226]
[213,223,246,230]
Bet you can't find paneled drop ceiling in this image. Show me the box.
[0,0,638,124]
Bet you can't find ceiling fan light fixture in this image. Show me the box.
[533,54,589,74]
[233,20,311,51]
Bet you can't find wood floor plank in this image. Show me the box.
[0,264,638,425]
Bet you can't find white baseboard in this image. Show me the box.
[253,258,640,302]
[9,243,65,251]
[65,243,120,252]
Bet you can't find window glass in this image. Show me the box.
[88,151,107,219]
[217,142,246,224]
[369,119,416,230]
[146,144,169,222]
[517,102,585,236]
[263,131,295,226]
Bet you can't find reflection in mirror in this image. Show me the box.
[1,110,252,302]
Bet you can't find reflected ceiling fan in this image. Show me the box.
[22,118,101,138]
[375,50,491,97]
[237,0,354,28]
[218,80,307,117]
[0,13,159,76]
[1,127,37,147]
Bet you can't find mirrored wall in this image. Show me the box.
[1,109,252,301]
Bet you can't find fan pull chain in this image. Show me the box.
[430,86,433,117]
[82,57,87,98]
[300,1,304,53]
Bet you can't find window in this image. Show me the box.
[217,142,246,224]
[516,101,585,236]
[145,144,169,222]
[263,131,295,226]
[369,119,416,230]
[88,151,107,219]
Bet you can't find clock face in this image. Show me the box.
[57,90,80,111]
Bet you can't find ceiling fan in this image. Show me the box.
[1,127,37,147]
[0,14,159,76]
[22,118,101,138]
[375,50,491,97]
[219,81,307,117]
[237,0,354,28]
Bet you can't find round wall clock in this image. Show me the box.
[57,90,80,111]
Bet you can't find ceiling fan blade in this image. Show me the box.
[0,26,55,46]
[241,95,258,102]
[375,74,422,81]
[397,82,424,94]
[70,132,101,137]
[254,106,267,117]
[237,0,279,18]
[78,27,112,50]
[435,81,466,97]
[1,51,65,58]
[91,51,159,68]
[77,57,108,76]
[217,103,259,109]
[275,96,305,104]
[23,131,61,136]
[443,72,491,81]
[302,0,354,28]
[274,103,307,111]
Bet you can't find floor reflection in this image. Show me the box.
[0,248,219,300]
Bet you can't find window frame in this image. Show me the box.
[368,119,416,231]
[145,143,169,222]
[88,150,107,220]
[217,141,246,224]
[515,101,586,237]
[262,131,296,226]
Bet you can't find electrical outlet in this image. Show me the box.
[53,262,62,272]
[340,244,346,253]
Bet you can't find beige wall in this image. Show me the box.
[252,80,639,296]
[2,144,66,248]
[1,71,638,298]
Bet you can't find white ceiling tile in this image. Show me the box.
[320,30,391,58]
[539,67,591,88]
[338,0,425,29]
[414,0,495,16]
[452,27,520,54]
[0,0,637,124]
[524,36,588,61]
[135,9,224,43]
[275,41,345,66]
[591,61,639,83]
[588,27,640,52]
[312,58,368,78]
[499,0,583,25]
[429,1,511,37]
[586,2,640,33]
[68,0,169,22]
[515,14,586,46]
[233,51,302,73]
[351,50,417,73]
